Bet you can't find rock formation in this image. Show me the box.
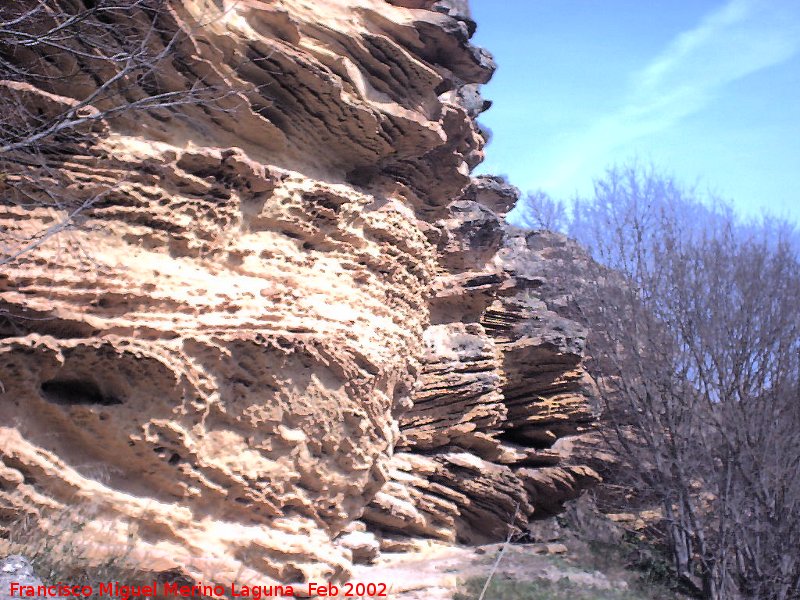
[0,0,598,585]
[363,178,600,547]
[0,556,43,600]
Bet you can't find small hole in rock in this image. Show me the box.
[41,379,121,406]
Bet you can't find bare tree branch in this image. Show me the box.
[568,164,800,599]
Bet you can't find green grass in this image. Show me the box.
[454,575,680,600]
[453,536,686,600]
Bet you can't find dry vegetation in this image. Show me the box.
[1,505,165,599]
[0,0,224,265]
[524,165,800,599]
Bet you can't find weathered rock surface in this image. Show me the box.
[0,556,42,600]
[0,0,598,585]
[363,178,600,546]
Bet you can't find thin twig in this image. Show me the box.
[477,503,519,600]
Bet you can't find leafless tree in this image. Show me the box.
[571,165,800,599]
[515,189,568,232]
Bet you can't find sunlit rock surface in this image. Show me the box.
[363,178,600,546]
[0,0,596,584]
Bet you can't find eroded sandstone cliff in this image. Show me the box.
[0,0,597,585]
[363,178,600,549]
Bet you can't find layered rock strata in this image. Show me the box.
[363,178,599,546]
[0,0,597,585]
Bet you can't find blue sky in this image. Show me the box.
[470,0,800,223]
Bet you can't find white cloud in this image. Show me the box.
[543,0,800,192]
